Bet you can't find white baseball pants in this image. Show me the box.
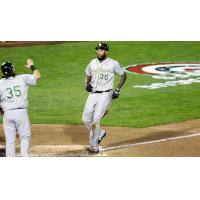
[3,109,31,157]
[82,91,112,149]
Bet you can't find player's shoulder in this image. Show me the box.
[15,74,33,82]
[16,74,32,78]
[0,78,4,85]
[0,76,14,83]
[14,74,24,80]
[0,77,12,87]
[89,58,97,64]
[108,58,120,65]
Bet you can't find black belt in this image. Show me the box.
[8,107,26,111]
[92,89,112,93]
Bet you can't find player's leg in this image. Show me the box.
[98,110,109,140]
[82,94,97,148]
[82,94,96,129]
[98,129,107,144]
[16,109,31,157]
[98,93,112,143]
[3,112,17,157]
[91,92,112,149]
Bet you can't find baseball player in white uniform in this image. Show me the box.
[82,43,127,154]
[0,59,41,157]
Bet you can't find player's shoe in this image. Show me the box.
[88,147,99,154]
[98,132,107,144]
[86,146,93,151]
[86,146,99,154]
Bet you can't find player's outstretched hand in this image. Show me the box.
[85,84,93,92]
[112,89,120,99]
[25,59,34,69]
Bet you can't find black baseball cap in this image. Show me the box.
[95,42,109,51]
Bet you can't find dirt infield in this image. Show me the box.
[0,41,78,48]
[0,119,200,157]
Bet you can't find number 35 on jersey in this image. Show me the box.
[6,85,22,98]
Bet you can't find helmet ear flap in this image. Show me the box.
[1,61,14,76]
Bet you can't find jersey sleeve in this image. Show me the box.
[114,61,125,76]
[85,63,92,76]
[21,74,37,85]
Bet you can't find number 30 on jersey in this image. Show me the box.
[99,73,108,80]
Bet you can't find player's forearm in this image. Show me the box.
[33,70,41,80]
[86,75,92,84]
[116,72,127,90]
[30,65,41,80]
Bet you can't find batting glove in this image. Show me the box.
[112,88,120,99]
[85,84,93,92]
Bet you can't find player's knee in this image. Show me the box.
[6,140,15,145]
[20,135,30,140]
[92,118,100,125]
[5,136,16,144]
[82,115,90,124]
[82,116,92,129]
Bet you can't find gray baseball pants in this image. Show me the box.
[3,108,31,157]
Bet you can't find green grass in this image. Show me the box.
[1,41,200,127]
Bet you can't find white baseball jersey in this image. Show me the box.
[0,74,36,111]
[85,58,124,91]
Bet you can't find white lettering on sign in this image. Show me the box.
[133,78,200,89]
[124,63,200,89]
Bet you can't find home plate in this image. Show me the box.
[29,145,107,157]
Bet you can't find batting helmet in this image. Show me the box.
[95,43,109,51]
[1,61,14,76]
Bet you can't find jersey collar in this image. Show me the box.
[7,76,15,80]
[96,58,110,66]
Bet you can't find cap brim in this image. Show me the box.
[95,47,108,51]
